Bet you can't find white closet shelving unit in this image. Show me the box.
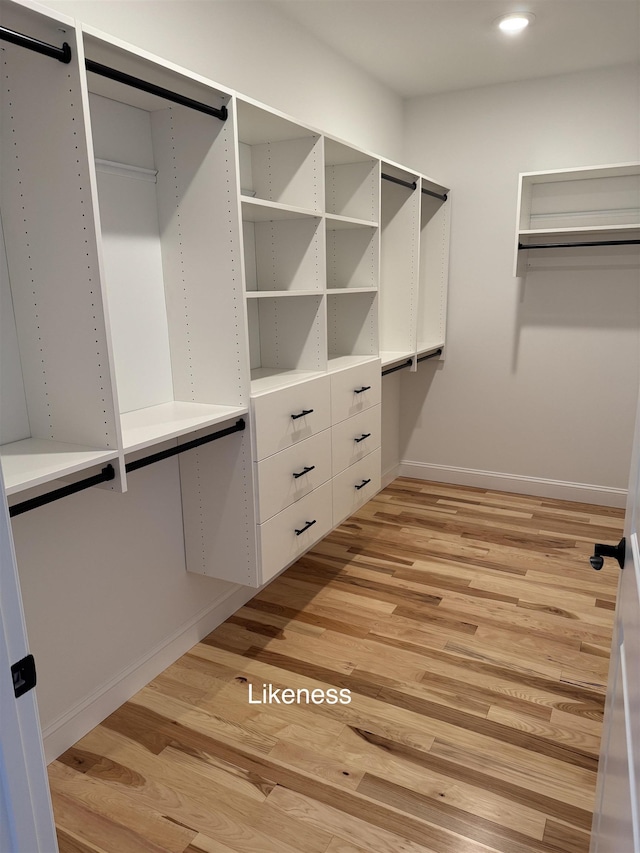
[1,1,451,587]
[84,33,249,454]
[379,164,450,371]
[237,100,326,396]
[514,163,640,276]
[0,2,122,498]
[379,163,420,370]
[416,176,450,359]
[79,28,257,584]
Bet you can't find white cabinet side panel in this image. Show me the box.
[0,42,119,450]
[417,197,450,348]
[181,426,257,585]
[380,182,419,353]
[153,105,248,407]
[0,212,30,445]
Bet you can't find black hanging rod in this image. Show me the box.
[382,358,413,377]
[519,239,640,251]
[381,173,417,192]
[85,59,228,121]
[422,187,448,202]
[0,24,71,63]
[125,418,245,473]
[9,464,115,518]
[417,348,443,364]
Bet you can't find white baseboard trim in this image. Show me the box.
[42,583,255,763]
[399,461,627,508]
[381,463,401,489]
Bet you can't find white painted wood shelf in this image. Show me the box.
[241,198,322,222]
[1,440,118,497]
[120,403,248,454]
[514,163,640,276]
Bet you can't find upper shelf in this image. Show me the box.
[514,163,640,276]
[241,197,321,222]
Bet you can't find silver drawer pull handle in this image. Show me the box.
[354,386,371,394]
[354,433,371,444]
[295,519,317,536]
[355,479,371,491]
[293,465,316,479]
[291,408,314,420]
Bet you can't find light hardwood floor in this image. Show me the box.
[49,478,624,853]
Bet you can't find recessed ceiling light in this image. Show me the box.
[496,12,535,34]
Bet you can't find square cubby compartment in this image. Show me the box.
[247,294,326,391]
[326,221,378,291]
[237,101,322,213]
[327,291,378,365]
[242,207,324,293]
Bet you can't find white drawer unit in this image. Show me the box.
[332,448,381,526]
[252,375,331,461]
[255,429,332,522]
[332,404,381,476]
[330,360,381,425]
[258,480,333,583]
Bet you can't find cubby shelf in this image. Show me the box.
[246,291,317,299]
[325,214,379,230]
[249,368,326,395]
[327,354,379,373]
[241,198,322,221]
[327,287,377,294]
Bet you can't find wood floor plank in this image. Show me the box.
[49,479,622,852]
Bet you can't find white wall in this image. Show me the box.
[44,0,404,160]
[401,64,640,505]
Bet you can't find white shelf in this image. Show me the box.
[327,287,377,294]
[519,224,640,239]
[120,402,248,454]
[515,163,640,275]
[250,367,325,395]
[325,214,378,230]
[1,439,118,496]
[246,290,321,298]
[241,198,321,222]
[417,341,444,357]
[380,350,414,369]
[327,355,379,373]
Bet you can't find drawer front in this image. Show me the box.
[332,405,381,476]
[330,360,381,425]
[252,376,331,461]
[332,448,381,527]
[258,480,333,584]
[256,429,332,523]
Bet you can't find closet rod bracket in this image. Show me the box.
[0,25,71,63]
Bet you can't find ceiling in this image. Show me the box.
[272,0,640,98]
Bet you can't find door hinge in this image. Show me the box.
[11,654,36,698]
